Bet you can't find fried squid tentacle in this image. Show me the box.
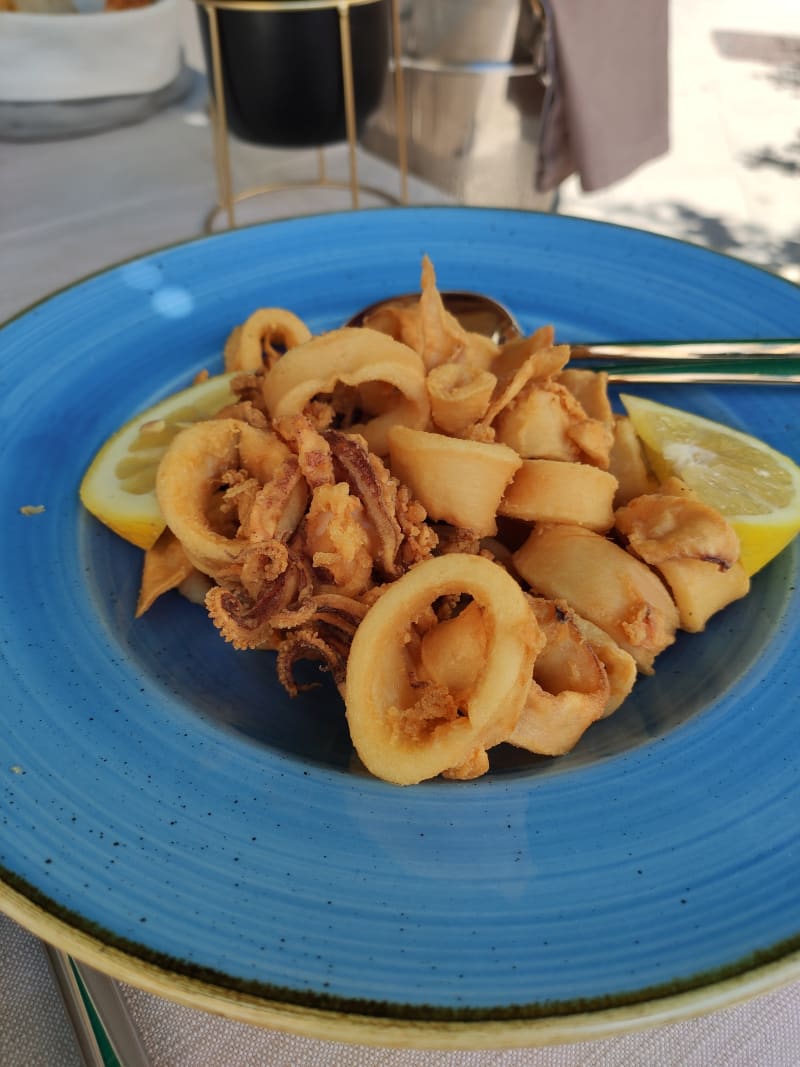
[205,559,303,650]
[240,454,308,543]
[325,430,406,579]
[274,413,335,489]
[155,418,292,580]
[275,594,368,695]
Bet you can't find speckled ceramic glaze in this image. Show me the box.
[1,208,799,1046]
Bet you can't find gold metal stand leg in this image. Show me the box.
[389,0,408,204]
[338,2,360,209]
[206,4,236,228]
[198,0,407,232]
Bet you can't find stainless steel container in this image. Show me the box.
[362,0,554,209]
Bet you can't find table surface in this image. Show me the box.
[2,23,800,1065]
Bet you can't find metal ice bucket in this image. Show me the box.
[362,0,553,209]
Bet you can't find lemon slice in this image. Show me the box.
[80,373,239,550]
[620,394,800,576]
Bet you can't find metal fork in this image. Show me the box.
[43,944,151,1067]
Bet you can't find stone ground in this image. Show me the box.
[556,0,800,280]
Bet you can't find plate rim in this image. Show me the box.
[3,880,800,1049]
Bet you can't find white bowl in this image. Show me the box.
[0,0,181,103]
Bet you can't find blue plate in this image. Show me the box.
[1,207,799,1046]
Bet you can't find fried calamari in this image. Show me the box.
[141,256,751,783]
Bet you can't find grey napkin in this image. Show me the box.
[537,0,670,192]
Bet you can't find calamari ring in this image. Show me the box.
[224,308,312,373]
[345,553,542,785]
[418,595,624,756]
[499,458,618,532]
[615,485,749,632]
[155,418,295,578]
[426,362,496,437]
[507,597,611,757]
[654,558,750,634]
[261,327,430,456]
[568,613,637,717]
[512,523,680,674]
[387,426,521,538]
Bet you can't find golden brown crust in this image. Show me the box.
[142,255,752,782]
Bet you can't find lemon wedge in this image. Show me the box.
[620,394,800,576]
[80,373,239,550]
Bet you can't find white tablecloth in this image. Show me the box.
[3,913,800,1065]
